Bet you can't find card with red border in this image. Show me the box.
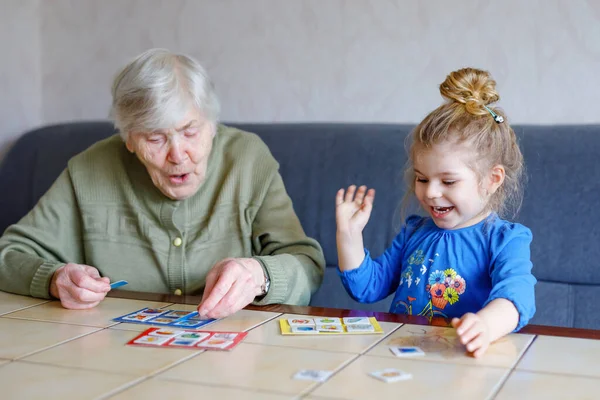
[126,328,247,351]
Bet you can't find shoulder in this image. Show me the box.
[487,216,532,251]
[398,214,431,238]
[214,124,276,166]
[67,134,126,170]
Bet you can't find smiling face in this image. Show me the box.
[413,140,504,230]
[125,108,215,200]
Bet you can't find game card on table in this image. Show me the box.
[280,316,384,335]
[112,307,215,329]
[127,328,247,351]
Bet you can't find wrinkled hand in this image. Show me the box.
[50,263,111,310]
[335,185,375,235]
[198,258,265,319]
[452,313,491,358]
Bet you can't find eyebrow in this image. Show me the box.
[413,169,460,177]
[175,120,196,131]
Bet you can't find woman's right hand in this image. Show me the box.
[335,185,375,235]
[50,263,111,309]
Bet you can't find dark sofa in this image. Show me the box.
[1,122,599,329]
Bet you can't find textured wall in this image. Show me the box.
[1,0,600,154]
[0,0,41,158]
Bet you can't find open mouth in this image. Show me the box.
[431,206,454,217]
[168,173,190,184]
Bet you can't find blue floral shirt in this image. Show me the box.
[339,214,536,331]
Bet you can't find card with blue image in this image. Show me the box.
[112,307,215,329]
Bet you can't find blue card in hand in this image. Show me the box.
[110,280,129,289]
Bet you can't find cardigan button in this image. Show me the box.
[173,237,182,247]
[174,289,182,296]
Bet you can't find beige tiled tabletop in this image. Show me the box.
[0,291,598,399]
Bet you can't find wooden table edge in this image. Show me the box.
[107,290,600,340]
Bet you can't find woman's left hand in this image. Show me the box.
[452,313,491,358]
[197,258,265,319]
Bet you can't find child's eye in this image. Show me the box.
[443,181,456,186]
[416,178,428,183]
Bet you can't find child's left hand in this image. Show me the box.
[451,313,491,358]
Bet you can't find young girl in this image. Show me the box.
[336,67,536,358]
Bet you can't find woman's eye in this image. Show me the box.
[147,136,163,144]
[184,128,199,137]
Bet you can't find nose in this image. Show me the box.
[425,182,442,200]
[167,140,187,164]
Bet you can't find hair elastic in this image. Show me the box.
[483,105,504,124]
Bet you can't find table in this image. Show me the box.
[0,290,598,399]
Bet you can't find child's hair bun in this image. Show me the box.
[439,68,500,116]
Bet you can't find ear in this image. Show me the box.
[487,164,505,194]
[125,133,135,153]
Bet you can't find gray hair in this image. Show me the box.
[110,48,220,140]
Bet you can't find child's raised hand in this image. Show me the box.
[452,313,491,358]
[335,185,375,235]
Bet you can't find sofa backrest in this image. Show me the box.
[2,122,600,329]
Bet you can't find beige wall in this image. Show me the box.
[1,0,41,159]
[2,0,600,156]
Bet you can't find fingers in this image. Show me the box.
[335,189,345,206]
[206,278,249,319]
[455,313,490,358]
[53,264,109,310]
[72,267,110,293]
[344,185,357,203]
[337,185,374,205]
[198,259,260,319]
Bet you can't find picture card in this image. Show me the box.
[369,368,413,383]
[389,346,425,357]
[292,369,333,382]
[127,328,247,351]
[287,318,315,326]
[110,280,129,289]
[342,316,371,325]
[314,317,342,326]
[279,317,383,335]
[113,307,215,329]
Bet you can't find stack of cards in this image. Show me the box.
[127,328,247,351]
[280,316,383,335]
[113,308,215,329]
[369,368,413,383]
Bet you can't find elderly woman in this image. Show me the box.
[0,49,325,318]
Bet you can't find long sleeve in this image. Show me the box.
[338,217,421,303]
[485,224,536,331]
[0,170,84,298]
[251,171,325,306]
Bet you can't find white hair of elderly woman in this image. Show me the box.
[110,48,220,140]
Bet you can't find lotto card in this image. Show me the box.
[110,280,128,289]
[314,317,342,326]
[292,369,332,382]
[291,325,318,333]
[279,317,383,335]
[113,308,215,329]
[317,324,344,333]
[369,368,413,382]
[127,328,247,351]
[389,346,425,357]
[342,317,371,325]
[345,323,375,333]
[287,318,315,326]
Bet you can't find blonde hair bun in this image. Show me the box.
[439,68,500,116]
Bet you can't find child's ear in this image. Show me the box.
[487,164,505,194]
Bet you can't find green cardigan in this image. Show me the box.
[0,125,325,306]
